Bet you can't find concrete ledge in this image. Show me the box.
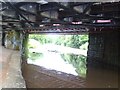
[1,45,26,88]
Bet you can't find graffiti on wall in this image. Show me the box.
[4,30,21,50]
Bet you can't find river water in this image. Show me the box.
[27,47,118,88]
[28,51,87,77]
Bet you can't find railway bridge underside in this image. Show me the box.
[0,1,120,88]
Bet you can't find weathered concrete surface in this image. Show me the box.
[0,43,26,89]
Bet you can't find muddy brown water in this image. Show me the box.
[22,63,86,88]
[22,62,119,88]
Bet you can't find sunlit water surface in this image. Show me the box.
[27,45,87,77]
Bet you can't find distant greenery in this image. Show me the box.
[28,34,88,77]
[29,35,52,44]
[80,42,89,50]
[29,34,88,49]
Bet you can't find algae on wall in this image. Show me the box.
[20,32,29,60]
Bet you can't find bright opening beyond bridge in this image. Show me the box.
[27,34,88,78]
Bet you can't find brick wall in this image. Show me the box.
[87,31,119,68]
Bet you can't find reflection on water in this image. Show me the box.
[27,34,88,78]
[61,54,87,77]
[28,47,87,78]
[26,34,119,88]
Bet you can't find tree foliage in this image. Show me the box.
[28,34,88,77]
[29,34,88,49]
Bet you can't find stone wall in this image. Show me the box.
[87,31,119,68]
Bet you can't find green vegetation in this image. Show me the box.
[61,54,87,77]
[29,34,88,48]
[28,34,88,77]
[28,52,43,60]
